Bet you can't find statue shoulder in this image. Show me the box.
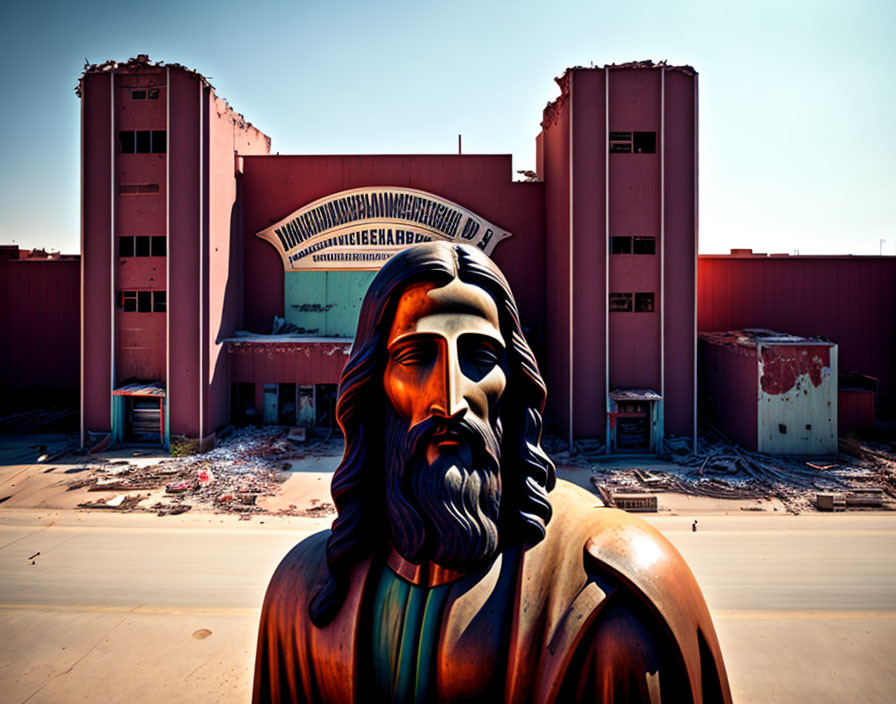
[548,479,696,596]
[547,479,731,702]
[263,530,331,612]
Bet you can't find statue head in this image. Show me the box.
[310,242,555,626]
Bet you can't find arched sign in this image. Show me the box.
[255,186,511,270]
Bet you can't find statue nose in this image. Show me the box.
[426,342,469,419]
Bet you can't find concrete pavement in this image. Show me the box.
[1,509,894,702]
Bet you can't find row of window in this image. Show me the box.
[610,292,655,313]
[130,88,160,100]
[120,235,166,257]
[610,236,655,255]
[609,131,656,154]
[119,290,166,313]
[119,130,166,154]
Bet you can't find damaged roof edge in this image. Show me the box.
[541,60,697,129]
[75,54,269,145]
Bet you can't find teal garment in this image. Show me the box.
[369,567,451,704]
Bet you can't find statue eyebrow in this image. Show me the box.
[387,329,505,350]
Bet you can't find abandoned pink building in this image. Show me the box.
[3,56,893,453]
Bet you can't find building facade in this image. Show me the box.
[76,56,700,452]
[538,64,698,449]
[79,56,270,449]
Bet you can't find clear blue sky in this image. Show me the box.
[1,0,893,255]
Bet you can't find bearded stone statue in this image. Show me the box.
[253,242,731,703]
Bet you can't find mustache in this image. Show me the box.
[404,413,502,464]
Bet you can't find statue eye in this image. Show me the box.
[392,341,436,367]
[459,337,503,380]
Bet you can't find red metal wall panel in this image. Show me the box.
[698,338,758,449]
[571,69,608,437]
[0,261,80,394]
[82,72,114,432]
[663,70,697,437]
[838,389,875,435]
[698,256,896,414]
[541,86,572,435]
[116,311,166,381]
[168,71,201,437]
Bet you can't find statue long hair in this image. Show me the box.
[309,242,555,627]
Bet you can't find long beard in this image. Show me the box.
[384,409,502,571]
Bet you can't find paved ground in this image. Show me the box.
[2,436,895,703]
[1,504,894,703]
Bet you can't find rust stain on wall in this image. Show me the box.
[760,346,831,395]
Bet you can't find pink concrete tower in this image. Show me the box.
[79,56,269,449]
[538,62,698,452]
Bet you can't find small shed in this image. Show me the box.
[699,329,837,454]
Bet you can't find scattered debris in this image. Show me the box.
[65,426,342,517]
[77,494,146,511]
[152,502,191,517]
[569,427,896,515]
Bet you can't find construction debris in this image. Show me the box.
[580,428,896,515]
[77,493,146,511]
[68,426,342,516]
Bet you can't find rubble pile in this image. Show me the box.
[67,427,343,516]
[586,430,896,514]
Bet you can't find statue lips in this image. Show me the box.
[409,415,496,472]
[427,425,471,466]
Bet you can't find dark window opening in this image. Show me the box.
[118,130,166,154]
[151,236,166,257]
[633,236,656,255]
[119,290,166,313]
[609,293,633,312]
[278,384,297,426]
[131,88,160,100]
[633,132,656,153]
[119,184,159,195]
[120,235,166,257]
[634,292,655,313]
[609,131,632,153]
[315,384,338,430]
[610,236,632,254]
[231,383,256,426]
[121,291,137,312]
[135,236,151,257]
[779,423,788,434]
[119,131,135,153]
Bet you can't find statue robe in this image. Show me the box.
[253,480,732,703]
